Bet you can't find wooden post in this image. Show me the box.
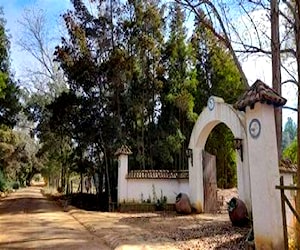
[279,176,289,250]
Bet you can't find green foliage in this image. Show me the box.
[16,0,247,202]
[282,117,297,150]
[205,124,237,188]
[0,169,8,191]
[146,184,167,210]
[0,123,41,187]
[0,10,21,128]
[190,13,244,188]
[283,139,297,164]
[11,181,20,190]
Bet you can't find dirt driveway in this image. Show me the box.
[0,186,109,249]
[0,187,250,249]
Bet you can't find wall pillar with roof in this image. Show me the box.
[235,80,286,250]
[115,145,132,204]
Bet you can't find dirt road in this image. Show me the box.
[0,186,250,249]
[0,186,109,249]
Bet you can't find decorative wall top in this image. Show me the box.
[234,79,287,111]
[115,145,132,156]
[126,170,189,179]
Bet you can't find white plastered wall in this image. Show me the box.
[117,153,189,204]
[246,103,284,249]
[125,179,189,204]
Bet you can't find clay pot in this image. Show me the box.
[175,193,192,214]
[227,197,249,227]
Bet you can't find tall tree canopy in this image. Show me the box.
[51,0,245,198]
[0,9,20,128]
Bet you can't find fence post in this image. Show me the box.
[279,176,289,250]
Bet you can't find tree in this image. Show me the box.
[283,139,297,163]
[54,0,125,204]
[0,8,21,128]
[17,7,73,191]
[122,0,166,169]
[50,1,256,212]
[0,8,24,189]
[190,12,245,188]
[175,0,250,89]
[0,124,39,187]
[294,0,300,245]
[17,8,67,94]
[271,0,282,160]
[282,117,297,150]
[153,2,195,169]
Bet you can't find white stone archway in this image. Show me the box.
[188,96,251,213]
[188,80,287,249]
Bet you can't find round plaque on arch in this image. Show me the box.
[249,118,261,139]
[207,97,215,111]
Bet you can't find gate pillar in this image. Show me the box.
[235,80,286,249]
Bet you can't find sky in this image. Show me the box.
[1,0,71,78]
[1,0,298,126]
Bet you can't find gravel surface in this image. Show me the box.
[114,213,250,249]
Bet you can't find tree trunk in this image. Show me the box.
[271,0,282,161]
[295,0,300,247]
[97,141,112,211]
[61,165,65,193]
[103,149,112,211]
[80,172,83,194]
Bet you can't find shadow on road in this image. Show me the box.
[0,197,62,215]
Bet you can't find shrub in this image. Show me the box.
[0,170,8,192]
[12,181,20,190]
[57,186,63,193]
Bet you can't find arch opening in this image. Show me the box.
[202,123,238,213]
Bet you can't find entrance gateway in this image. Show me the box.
[188,80,286,249]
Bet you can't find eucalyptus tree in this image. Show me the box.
[54,0,126,201]
[120,0,166,169]
[158,3,197,169]
[190,12,245,188]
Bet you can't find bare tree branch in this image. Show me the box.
[282,79,298,86]
[282,106,298,112]
[17,7,67,97]
[175,0,249,88]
